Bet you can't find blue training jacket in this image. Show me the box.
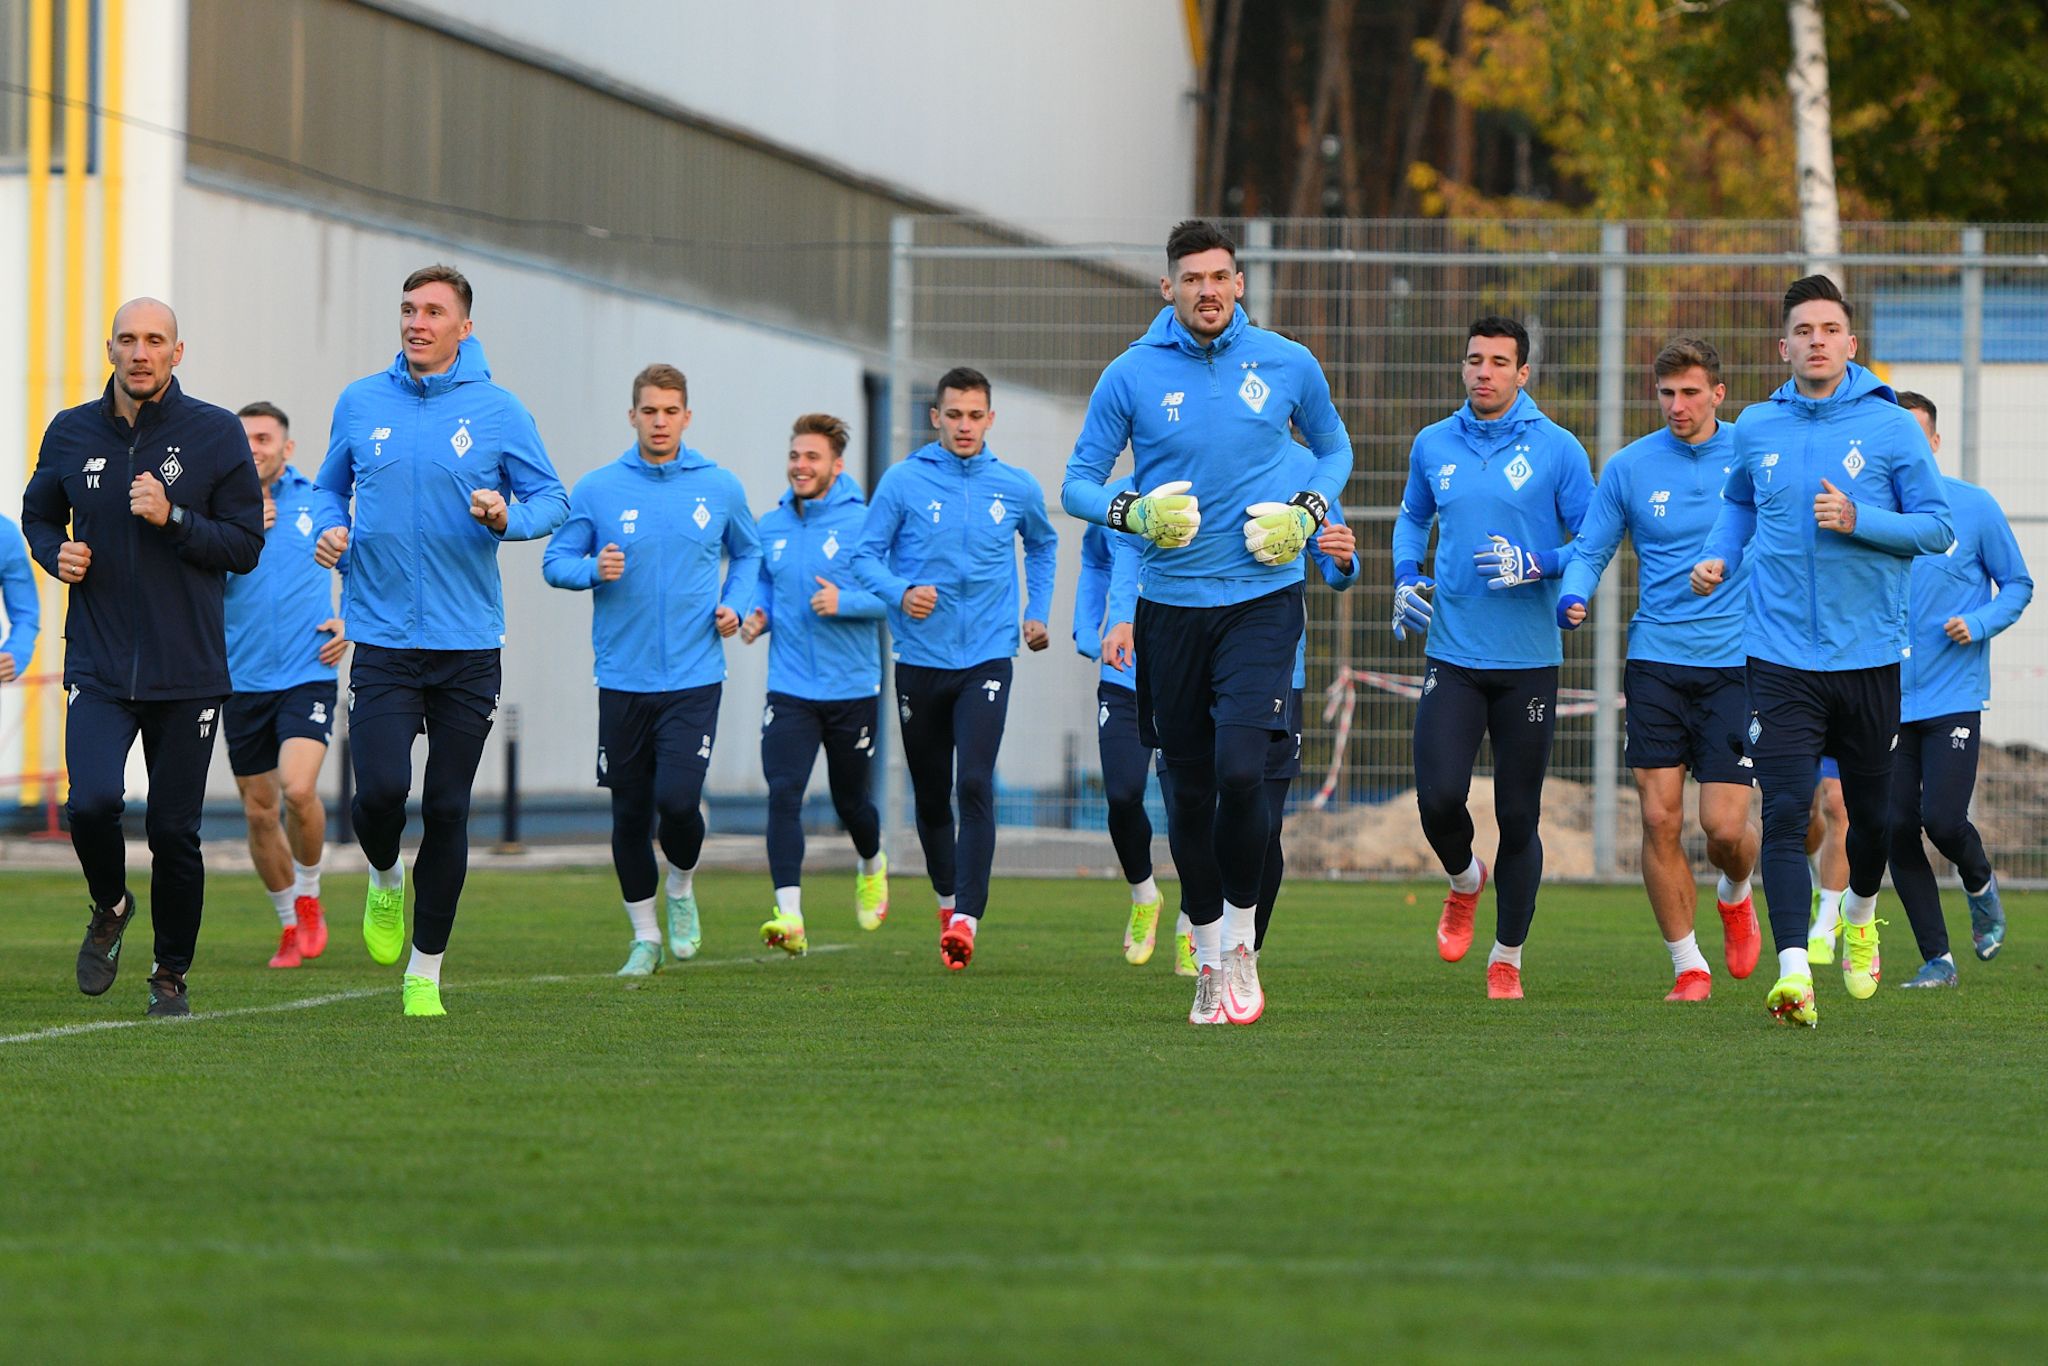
[752,472,886,700]
[316,337,569,651]
[1702,363,1953,672]
[0,514,40,677]
[1061,306,1354,608]
[1560,422,1747,668]
[1902,476,2032,723]
[225,464,351,693]
[542,446,762,693]
[849,441,1057,669]
[1091,456,1361,692]
[1392,390,1594,669]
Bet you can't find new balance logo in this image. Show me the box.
[927,500,943,522]
[1526,697,1546,723]
[310,702,328,724]
[1649,489,1670,518]
[762,704,775,730]
[197,706,216,738]
[85,456,106,490]
[696,733,713,759]
[1951,725,1972,750]
[372,428,391,440]
[1438,463,1456,490]
[1162,391,1184,422]
[982,678,1003,702]
[855,726,872,754]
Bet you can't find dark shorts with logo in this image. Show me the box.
[225,679,338,777]
[1622,660,1751,785]
[347,645,502,738]
[1134,583,1304,758]
[597,683,722,790]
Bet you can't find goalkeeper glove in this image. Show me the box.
[1392,562,1434,641]
[1107,480,1201,549]
[1475,533,1551,589]
[1242,491,1329,567]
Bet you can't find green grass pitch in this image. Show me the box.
[3,868,2043,1362]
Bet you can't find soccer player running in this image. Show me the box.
[1556,338,1761,1001]
[850,368,1057,971]
[544,365,760,976]
[1392,317,1593,1000]
[1071,475,1168,966]
[1886,392,2030,984]
[1692,274,1952,1026]
[741,413,890,955]
[225,402,350,968]
[1062,219,1354,1026]
[315,266,569,1016]
[22,298,264,1016]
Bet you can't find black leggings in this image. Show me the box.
[1162,724,1273,924]
[762,694,881,888]
[352,712,489,955]
[897,660,1012,919]
[1888,712,1994,961]
[610,766,708,904]
[1097,685,1155,885]
[1412,660,1559,948]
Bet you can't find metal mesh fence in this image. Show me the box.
[882,217,2048,884]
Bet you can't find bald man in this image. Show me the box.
[22,298,265,1017]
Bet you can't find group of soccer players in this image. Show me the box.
[14,223,2028,1029]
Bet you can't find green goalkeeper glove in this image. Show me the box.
[1107,480,1201,549]
[1241,491,1328,566]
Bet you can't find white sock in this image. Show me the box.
[666,863,695,899]
[1488,940,1523,969]
[1130,875,1160,907]
[1778,946,1810,979]
[1174,911,1191,937]
[268,885,298,927]
[1448,857,1482,895]
[624,896,658,943]
[1935,951,1955,967]
[405,947,443,984]
[774,885,803,919]
[858,853,885,876]
[293,859,322,900]
[947,911,975,930]
[1666,932,1710,976]
[1842,890,1878,926]
[938,893,957,913]
[1814,889,1844,935]
[1716,872,1751,904]
[1222,901,1257,951]
[1807,852,1822,884]
[369,860,403,892]
[1966,876,1993,897]
[1192,917,1223,972]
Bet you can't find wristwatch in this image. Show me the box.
[168,504,187,530]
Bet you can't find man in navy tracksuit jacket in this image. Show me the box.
[224,402,351,970]
[543,365,760,977]
[1887,393,2031,983]
[21,298,265,1016]
[1557,338,1762,1002]
[1391,317,1594,1001]
[1062,220,1353,1027]
[741,414,890,957]
[1694,275,1952,1026]
[850,366,1058,972]
[315,266,569,1017]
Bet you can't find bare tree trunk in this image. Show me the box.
[1201,0,1244,217]
[1787,0,1842,283]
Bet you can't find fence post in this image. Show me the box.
[882,215,915,858]
[1243,218,1275,319]
[1592,222,1628,880]
[496,704,525,854]
[1959,226,1984,483]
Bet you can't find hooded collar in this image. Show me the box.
[777,471,867,516]
[909,439,995,475]
[1135,303,1250,360]
[1452,389,1542,457]
[1657,420,1730,460]
[1766,360,1895,420]
[614,442,711,478]
[99,374,184,435]
[385,335,491,399]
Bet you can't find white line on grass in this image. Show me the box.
[0,943,853,1047]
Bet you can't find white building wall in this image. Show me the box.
[170,184,1096,806]
[397,0,1198,237]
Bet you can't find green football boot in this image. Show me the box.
[667,890,702,961]
[363,871,406,966]
[402,974,446,1018]
[856,854,890,931]
[1767,973,1817,1028]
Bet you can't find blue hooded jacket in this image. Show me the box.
[1702,363,1953,672]
[1086,456,1360,693]
[1392,391,1594,669]
[0,514,40,678]
[225,464,351,693]
[542,446,762,693]
[1061,306,1353,608]
[752,472,886,700]
[849,442,1057,670]
[1560,422,1747,668]
[1902,477,2031,723]
[316,337,569,651]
